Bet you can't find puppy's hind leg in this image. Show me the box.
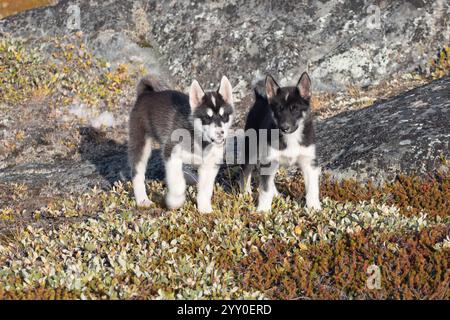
[239,164,254,194]
[299,156,321,210]
[239,133,256,194]
[197,164,220,213]
[129,133,153,208]
[165,148,186,210]
[257,161,279,212]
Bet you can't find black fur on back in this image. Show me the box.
[136,73,171,96]
[130,89,194,159]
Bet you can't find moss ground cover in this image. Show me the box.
[0,35,137,108]
[0,176,448,299]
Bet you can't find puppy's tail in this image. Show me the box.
[136,72,170,97]
[252,73,266,99]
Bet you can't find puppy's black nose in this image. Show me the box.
[279,123,290,132]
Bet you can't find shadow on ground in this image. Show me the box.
[78,126,166,185]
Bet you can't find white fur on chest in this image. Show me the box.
[201,143,224,165]
[266,127,316,165]
[178,142,224,166]
[268,144,316,166]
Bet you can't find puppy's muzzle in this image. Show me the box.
[213,128,225,144]
[279,123,297,134]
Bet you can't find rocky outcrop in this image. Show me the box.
[1,0,450,94]
[316,76,450,182]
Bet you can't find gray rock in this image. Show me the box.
[0,0,163,72]
[1,0,449,93]
[316,76,450,182]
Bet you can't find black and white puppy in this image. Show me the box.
[128,73,234,213]
[240,72,321,212]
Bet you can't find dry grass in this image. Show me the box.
[312,46,450,120]
[311,75,429,119]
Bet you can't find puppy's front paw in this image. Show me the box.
[136,198,153,208]
[256,201,272,213]
[239,179,252,194]
[256,191,274,212]
[197,199,213,214]
[166,193,185,210]
[306,198,322,210]
[273,187,281,197]
[243,185,252,194]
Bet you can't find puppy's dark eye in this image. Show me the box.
[202,117,212,124]
[290,105,297,111]
[222,114,229,122]
[271,103,280,110]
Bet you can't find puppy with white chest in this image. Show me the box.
[128,73,234,213]
[241,72,321,212]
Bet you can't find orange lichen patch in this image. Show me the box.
[237,225,449,300]
[279,171,450,218]
[0,0,57,19]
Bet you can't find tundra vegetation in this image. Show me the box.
[0,36,449,299]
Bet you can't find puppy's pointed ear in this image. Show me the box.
[189,80,205,111]
[218,75,233,106]
[297,72,311,100]
[265,75,280,100]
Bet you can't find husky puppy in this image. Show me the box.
[240,72,321,212]
[128,74,234,213]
